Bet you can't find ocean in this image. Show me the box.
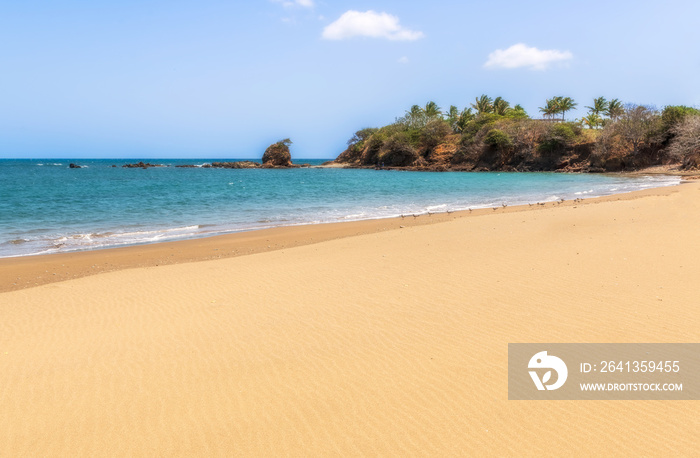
[0,159,681,257]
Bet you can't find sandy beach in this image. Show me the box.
[1,182,699,456]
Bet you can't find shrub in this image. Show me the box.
[660,106,700,143]
[420,119,452,150]
[484,129,513,150]
[506,104,529,120]
[594,105,661,162]
[552,123,577,141]
[360,132,387,165]
[666,115,700,168]
[661,106,700,131]
[460,113,502,142]
[378,132,418,166]
[347,128,378,148]
[539,123,576,153]
[617,105,661,156]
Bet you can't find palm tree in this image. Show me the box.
[461,107,475,120]
[539,98,559,120]
[582,113,603,129]
[585,97,609,116]
[447,105,460,120]
[446,105,460,130]
[424,101,442,118]
[471,95,493,115]
[408,104,423,117]
[555,96,577,121]
[607,99,624,120]
[400,104,427,130]
[453,108,475,133]
[493,97,511,116]
[510,104,528,118]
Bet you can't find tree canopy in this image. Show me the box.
[335,94,700,172]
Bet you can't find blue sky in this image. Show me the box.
[1,0,698,159]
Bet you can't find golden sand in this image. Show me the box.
[1,182,699,456]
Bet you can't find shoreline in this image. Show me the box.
[4,163,683,261]
[0,181,688,293]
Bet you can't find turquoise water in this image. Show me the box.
[0,159,680,257]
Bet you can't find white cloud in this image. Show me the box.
[398,56,409,64]
[484,43,572,70]
[272,0,314,8]
[322,10,424,41]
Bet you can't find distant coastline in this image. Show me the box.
[326,97,700,174]
[57,98,700,175]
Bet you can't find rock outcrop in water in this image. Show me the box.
[69,163,82,169]
[262,139,295,168]
[122,162,165,169]
[206,161,261,169]
[175,160,310,169]
[171,141,304,169]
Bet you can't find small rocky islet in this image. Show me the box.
[69,139,307,170]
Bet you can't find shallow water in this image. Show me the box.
[0,159,680,257]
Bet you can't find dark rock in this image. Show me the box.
[262,140,293,167]
[122,162,164,169]
[69,163,81,169]
[587,167,606,173]
[378,141,417,167]
[209,161,261,169]
[602,157,627,172]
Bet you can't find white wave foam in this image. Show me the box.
[0,225,208,258]
[343,213,369,219]
[0,173,683,258]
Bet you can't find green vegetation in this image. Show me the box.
[582,113,603,130]
[607,99,624,120]
[539,96,577,121]
[539,123,578,153]
[660,105,700,141]
[580,96,627,129]
[471,95,493,115]
[484,129,513,150]
[585,97,609,117]
[333,95,700,172]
